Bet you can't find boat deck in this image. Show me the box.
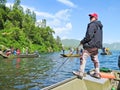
[42,75,120,90]
[84,74,108,84]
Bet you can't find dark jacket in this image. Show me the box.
[81,20,103,49]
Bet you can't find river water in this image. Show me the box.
[0,50,120,90]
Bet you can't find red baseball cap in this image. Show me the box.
[89,13,98,19]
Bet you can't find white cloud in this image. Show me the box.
[47,19,61,27]
[35,9,71,21]
[57,0,77,8]
[35,11,54,18]
[53,22,72,34]
[55,9,71,20]
[66,22,72,30]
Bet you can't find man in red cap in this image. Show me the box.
[73,13,103,79]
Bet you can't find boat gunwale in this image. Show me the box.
[42,76,77,90]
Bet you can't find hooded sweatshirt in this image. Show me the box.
[81,20,103,49]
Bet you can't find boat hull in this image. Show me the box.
[18,54,38,58]
[100,52,112,55]
[60,54,80,57]
[42,75,119,90]
[0,54,39,59]
[11,54,39,58]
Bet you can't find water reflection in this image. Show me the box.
[0,54,55,90]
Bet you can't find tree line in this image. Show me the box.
[0,0,62,53]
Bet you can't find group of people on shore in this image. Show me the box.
[0,47,29,56]
[5,47,21,56]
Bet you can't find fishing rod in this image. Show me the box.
[52,44,81,76]
[53,51,75,75]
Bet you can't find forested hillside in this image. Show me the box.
[0,0,62,53]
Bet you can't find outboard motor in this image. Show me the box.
[118,55,120,69]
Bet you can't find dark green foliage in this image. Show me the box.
[0,0,62,53]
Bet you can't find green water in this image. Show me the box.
[0,51,119,90]
[0,53,56,90]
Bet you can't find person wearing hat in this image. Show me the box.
[73,13,103,79]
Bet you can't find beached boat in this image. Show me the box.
[60,54,80,57]
[0,51,9,58]
[0,53,39,59]
[14,54,39,58]
[42,70,120,90]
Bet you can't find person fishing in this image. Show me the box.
[73,13,103,79]
[102,47,106,53]
[69,47,74,55]
[62,45,65,54]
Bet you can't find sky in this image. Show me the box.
[6,0,120,43]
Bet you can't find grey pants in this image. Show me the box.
[80,48,100,74]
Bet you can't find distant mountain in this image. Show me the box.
[61,39,80,47]
[103,43,120,50]
[61,39,120,50]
